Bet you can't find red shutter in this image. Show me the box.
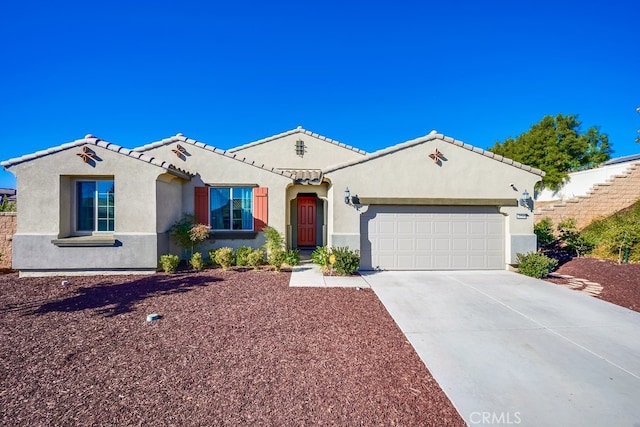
[253,187,268,231]
[194,187,209,225]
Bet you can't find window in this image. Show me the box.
[295,139,305,157]
[76,180,115,232]
[209,187,253,230]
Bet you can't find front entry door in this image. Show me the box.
[297,196,316,246]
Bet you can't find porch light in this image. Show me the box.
[520,189,532,211]
[344,187,351,205]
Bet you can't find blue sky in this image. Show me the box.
[1,0,638,188]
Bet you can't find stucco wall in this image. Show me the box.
[0,212,16,269]
[230,132,366,170]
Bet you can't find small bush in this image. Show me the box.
[283,249,300,266]
[263,226,285,255]
[557,218,595,257]
[159,254,180,273]
[516,252,558,278]
[311,246,332,273]
[189,252,205,271]
[0,195,16,212]
[247,249,266,270]
[534,218,555,247]
[235,245,253,266]
[268,249,287,272]
[331,246,360,276]
[208,249,219,267]
[214,247,235,270]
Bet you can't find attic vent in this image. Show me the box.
[295,139,306,157]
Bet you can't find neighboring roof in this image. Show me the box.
[1,135,193,180]
[280,169,324,185]
[0,188,16,202]
[322,131,546,176]
[133,134,296,179]
[602,153,640,166]
[228,126,368,155]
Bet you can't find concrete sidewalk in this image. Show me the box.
[364,270,640,427]
[288,261,370,288]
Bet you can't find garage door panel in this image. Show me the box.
[361,205,504,270]
[397,238,414,251]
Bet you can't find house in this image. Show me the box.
[1,127,544,276]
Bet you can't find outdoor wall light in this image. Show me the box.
[520,189,533,211]
[344,187,361,210]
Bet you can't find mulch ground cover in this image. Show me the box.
[544,257,640,313]
[0,269,463,426]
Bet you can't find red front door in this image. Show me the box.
[297,196,316,246]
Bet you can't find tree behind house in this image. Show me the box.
[489,114,611,190]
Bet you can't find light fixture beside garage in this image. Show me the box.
[519,189,533,211]
[344,187,361,210]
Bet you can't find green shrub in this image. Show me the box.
[311,246,331,273]
[268,249,286,272]
[557,218,595,257]
[208,249,219,267]
[516,252,558,278]
[214,247,235,270]
[235,245,253,266]
[159,254,180,273]
[283,249,300,266]
[189,252,206,271]
[0,195,16,212]
[331,246,360,276]
[534,218,555,247]
[263,226,285,255]
[247,249,266,270]
[581,203,640,263]
[169,215,211,258]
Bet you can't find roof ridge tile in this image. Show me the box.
[228,127,367,155]
[322,132,545,176]
[134,134,296,179]
[1,135,193,179]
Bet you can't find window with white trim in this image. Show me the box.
[209,187,253,230]
[76,180,115,232]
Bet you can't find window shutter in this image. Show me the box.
[253,187,268,231]
[194,187,209,225]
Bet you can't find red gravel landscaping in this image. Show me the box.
[544,257,640,313]
[0,269,463,426]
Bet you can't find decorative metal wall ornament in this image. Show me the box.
[172,144,187,157]
[429,148,444,164]
[76,146,98,163]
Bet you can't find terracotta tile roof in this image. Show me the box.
[133,134,296,179]
[228,126,368,155]
[280,169,324,184]
[1,134,194,179]
[323,131,546,176]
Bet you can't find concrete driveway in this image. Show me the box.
[362,270,640,426]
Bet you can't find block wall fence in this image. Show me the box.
[534,162,640,229]
[0,212,16,269]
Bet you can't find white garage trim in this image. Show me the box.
[360,205,505,270]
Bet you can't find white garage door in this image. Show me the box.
[360,205,505,270]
